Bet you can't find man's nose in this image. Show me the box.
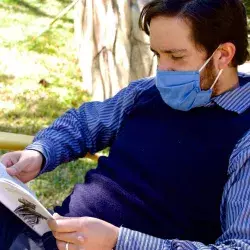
[157,58,174,71]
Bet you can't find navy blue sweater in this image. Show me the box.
[55,84,250,244]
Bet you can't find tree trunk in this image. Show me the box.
[74,0,156,101]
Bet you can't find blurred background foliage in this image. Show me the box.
[246,0,250,16]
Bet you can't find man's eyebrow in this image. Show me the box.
[150,47,187,54]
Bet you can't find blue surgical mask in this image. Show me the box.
[156,50,224,111]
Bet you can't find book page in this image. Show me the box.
[0,162,36,198]
[0,163,53,236]
[0,180,53,236]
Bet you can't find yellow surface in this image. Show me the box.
[0,132,33,151]
[0,132,98,161]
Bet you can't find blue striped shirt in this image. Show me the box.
[26,73,250,250]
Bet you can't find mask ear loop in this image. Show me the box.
[199,46,221,73]
[199,55,213,73]
[210,69,224,90]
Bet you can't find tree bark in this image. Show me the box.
[74,0,156,101]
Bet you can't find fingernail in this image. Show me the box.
[52,213,60,219]
[78,236,84,242]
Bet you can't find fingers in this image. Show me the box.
[0,151,21,167]
[52,216,86,250]
[53,231,85,245]
[6,161,24,176]
[0,151,23,176]
[48,217,84,233]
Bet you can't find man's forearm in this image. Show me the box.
[116,227,167,250]
[25,78,154,174]
[116,227,250,250]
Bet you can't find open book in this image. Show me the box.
[0,162,53,236]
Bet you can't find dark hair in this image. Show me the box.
[139,0,249,66]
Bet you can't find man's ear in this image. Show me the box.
[215,43,236,69]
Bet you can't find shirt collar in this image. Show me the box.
[210,72,250,114]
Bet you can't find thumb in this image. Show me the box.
[6,162,23,176]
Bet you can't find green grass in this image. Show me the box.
[29,159,96,209]
[0,0,96,209]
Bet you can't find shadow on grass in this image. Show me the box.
[0,74,15,85]
[52,0,73,4]
[20,28,74,55]
[7,0,54,18]
[37,0,73,4]
[0,98,64,135]
[0,85,90,135]
[1,0,73,23]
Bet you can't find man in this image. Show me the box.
[1,0,250,249]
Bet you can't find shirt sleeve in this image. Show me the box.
[116,158,250,249]
[25,78,155,174]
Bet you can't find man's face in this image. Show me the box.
[150,16,217,90]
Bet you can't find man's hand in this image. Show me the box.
[0,150,43,183]
[48,214,119,250]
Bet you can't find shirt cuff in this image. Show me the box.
[115,227,171,250]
